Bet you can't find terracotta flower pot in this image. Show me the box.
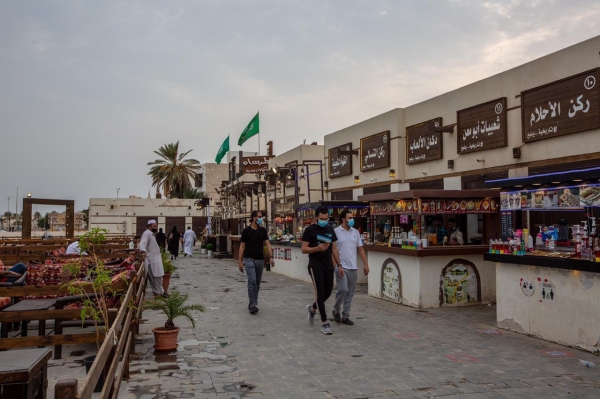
[152,327,180,351]
[162,273,171,293]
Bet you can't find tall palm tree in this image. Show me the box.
[147,142,201,199]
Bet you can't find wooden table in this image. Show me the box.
[0,299,57,341]
[0,348,52,399]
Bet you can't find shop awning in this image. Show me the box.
[358,189,498,202]
[485,166,600,190]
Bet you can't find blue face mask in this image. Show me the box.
[347,219,355,228]
[318,219,328,228]
[256,217,263,225]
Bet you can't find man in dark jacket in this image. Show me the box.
[155,227,167,252]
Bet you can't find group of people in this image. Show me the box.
[238,207,368,335]
[140,220,207,298]
[154,226,204,260]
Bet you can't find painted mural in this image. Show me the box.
[442,263,478,305]
[381,260,401,302]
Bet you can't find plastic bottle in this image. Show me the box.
[579,359,596,368]
[489,239,494,254]
[129,239,134,250]
[536,227,543,247]
[575,226,582,259]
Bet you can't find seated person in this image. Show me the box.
[0,262,27,284]
[66,241,87,255]
[433,215,447,245]
[447,218,464,245]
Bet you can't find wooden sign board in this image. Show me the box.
[241,156,273,175]
[360,131,390,172]
[522,68,600,143]
[457,98,507,154]
[328,143,353,178]
[406,117,443,164]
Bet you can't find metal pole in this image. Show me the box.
[305,164,311,203]
[6,196,10,231]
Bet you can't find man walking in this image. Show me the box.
[183,226,196,257]
[139,220,167,298]
[333,209,369,326]
[302,207,341,335]
[239,211,273,314]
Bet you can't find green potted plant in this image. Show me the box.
[161,252,176,293]
[206,243,214,258]
[200,243,207,255]
[144,291,204,351]
[62,227,126,392]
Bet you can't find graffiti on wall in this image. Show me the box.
[520,278,535,296]
[439,259,481,306]
[381,258,401,302]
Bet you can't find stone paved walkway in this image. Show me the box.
[115,255,600,399]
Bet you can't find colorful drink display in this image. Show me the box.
[491,217,600,262]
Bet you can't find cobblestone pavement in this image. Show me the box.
[115,254,600,399]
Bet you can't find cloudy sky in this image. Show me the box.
[1,0,599,212]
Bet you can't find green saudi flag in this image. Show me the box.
[237,112,260,146]
[215,136,229,164]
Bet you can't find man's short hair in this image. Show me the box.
[315,206,329,217]
[448,217,458,224]
[187,226,191,229]
[339,209,352,223]
[250,210,260,219]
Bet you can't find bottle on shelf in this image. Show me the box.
[574,226,582,259]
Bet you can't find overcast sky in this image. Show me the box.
[1,0,599,212]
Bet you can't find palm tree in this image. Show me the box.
[183,188,207,199]
[147,142,200,199]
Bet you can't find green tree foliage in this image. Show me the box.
[147,142,200,199]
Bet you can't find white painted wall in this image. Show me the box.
[367,251,496,309]
[496,262,600,353]
[89,198,206,235]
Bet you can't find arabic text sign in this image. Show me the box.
[457,98,507,154]
[241,156,273,174]
[360,131,390,172]
[406,117,443,164]
[329,143,353,178]
[522,68,600,143]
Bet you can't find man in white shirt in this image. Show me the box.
[66,240,87,255]
[183,226,196,257]
[332,209,369,326]
[139,220,168,298]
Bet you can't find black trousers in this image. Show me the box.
[308,267,334,322]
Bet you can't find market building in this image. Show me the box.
[320,34,600,350]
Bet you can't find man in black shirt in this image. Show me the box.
[302,206,341,335]
[239,210,274,314]
[155,228,167,252]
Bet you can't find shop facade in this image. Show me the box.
[323,35,600,309]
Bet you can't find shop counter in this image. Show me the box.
[365,245,495,309]
[484,253,600,352]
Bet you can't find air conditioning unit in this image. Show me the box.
[513,147,521,159]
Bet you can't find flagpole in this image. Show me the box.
[258,132,260,156]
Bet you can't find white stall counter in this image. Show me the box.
[365,245,496,309]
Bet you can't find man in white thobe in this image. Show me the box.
[183,226,196,257]
[139,220,167,298]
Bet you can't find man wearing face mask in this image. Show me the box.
[239,210,274,314]
[139,220,167,298]
[302,207,341,335]
[333,209,369,326]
